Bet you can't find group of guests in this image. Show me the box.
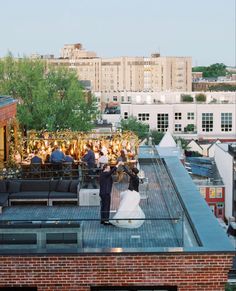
[30,145,74,165]
[78,143,137,189]
[30,143,142,227]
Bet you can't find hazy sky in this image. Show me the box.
[0,0,235,66]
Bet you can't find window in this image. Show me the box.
[187,112,194,120]
[174,124,182,132]
[113,96,118,102]
[221,113,232,132]
[216,188,223,198]
[209,187,216,198]
[157,113,168,132]
[175,112,182,120]
[202,113,213,132]
[124,112,128,120]
[138,113,150,121]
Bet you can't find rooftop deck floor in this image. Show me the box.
[0,163,182,250]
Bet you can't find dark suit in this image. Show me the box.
[99,166,117,222]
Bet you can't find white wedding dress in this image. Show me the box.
[110,190,145,228]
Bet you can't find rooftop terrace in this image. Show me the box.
[0,146,234,254]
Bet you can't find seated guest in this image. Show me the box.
[64,149,74,163]
[31,150,42,164]
[14,150,22,164]
[50,145,65,164]
[44,154,51,163]
[116,150,127,182]
[98,151,108,169]
[117,150,127,163]
[127,150,137,169]
[82,144,96,188]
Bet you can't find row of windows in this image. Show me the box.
[138,113,150,121]
[123,112,233,132]
[199,187,223,199]
[175,112,194,120]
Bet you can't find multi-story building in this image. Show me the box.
[48,43,192,93]
[113,92,236,141]
[215,143,236,220]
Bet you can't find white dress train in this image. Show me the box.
[110,190,145,228]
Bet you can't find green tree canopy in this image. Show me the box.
[0,55,98,131]
[192,63,228,78]
[209,84,236,91]
[120,116,149,140]
[181,94,194,102]
[195,93,206,102]
[149,130,164,145]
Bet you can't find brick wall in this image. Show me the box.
[0,103,17,127]
[0,253,233,291]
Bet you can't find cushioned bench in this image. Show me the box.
[0,179,80,210]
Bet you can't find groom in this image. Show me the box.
[99,161,122,225]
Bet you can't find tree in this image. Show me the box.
[181,94,193,102]
[149,130,164,145]
[184,124,195,132]
[209,84,236,91]
[192,63,228,78]
[225,283,236,291]
[195,93,206,102]
[120,117,149,140]
[0,55,98,131]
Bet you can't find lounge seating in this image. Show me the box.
[0,179,80,210]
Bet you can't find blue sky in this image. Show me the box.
[0,0,235,66]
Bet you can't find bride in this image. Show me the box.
[111,165,145,228]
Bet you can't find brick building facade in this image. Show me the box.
[0,253,233,291]
[0,96,17,164]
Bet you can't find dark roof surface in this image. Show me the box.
[0,95,17,107]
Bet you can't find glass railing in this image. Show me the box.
[0,216,184,254]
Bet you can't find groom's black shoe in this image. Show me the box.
[103,221,113,226]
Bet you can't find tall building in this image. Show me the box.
[48,43,192,92]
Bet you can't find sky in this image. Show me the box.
[0,0,235,67]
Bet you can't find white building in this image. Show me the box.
[102,91,236,141]
[120,102,236,141]
[214,143,236,221]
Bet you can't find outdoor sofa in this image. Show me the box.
[0,179,80,211]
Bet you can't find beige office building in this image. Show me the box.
[48,43,192,92]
